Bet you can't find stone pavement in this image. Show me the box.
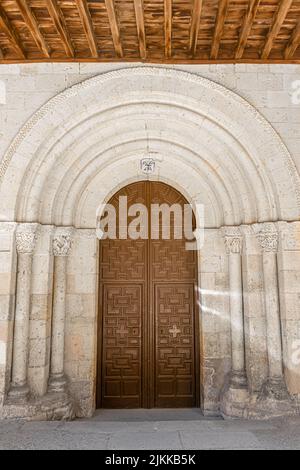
[0,409,300,450]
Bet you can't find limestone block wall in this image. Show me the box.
[242,228,268,393]
[199,229,231,415]
[65,229,98,418]
[0,223,17,407]
[29,226,54,397]
[278,222,300,394]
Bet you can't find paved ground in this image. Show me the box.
[0,409,300,450]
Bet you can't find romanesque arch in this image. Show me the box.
[0,67,299,420]
[0,67,299,227]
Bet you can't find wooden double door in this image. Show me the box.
[97,181,199,408]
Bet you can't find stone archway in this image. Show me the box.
[0,67,300,420]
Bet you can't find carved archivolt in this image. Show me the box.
[0,68,299,228]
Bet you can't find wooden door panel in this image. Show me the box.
[152,240,197,281]
[154,284,196,407]
[98,181,199,409]
[100,239,147,281]
[101,284,143,408]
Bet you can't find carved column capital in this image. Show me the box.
[222,226,243,255]
[16,223,39,254]
[254,223,278,253]
[52,227,74,257]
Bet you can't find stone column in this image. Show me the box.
[221,227,249,417]
[255,223,290,400]
[48,228,73,394]
[9,223,39,401]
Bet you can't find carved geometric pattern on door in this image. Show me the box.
[98,181,199,409]
[155,285,195,407]
[152,241,197,281]
[100,240,147,281]
[101,285,142,408]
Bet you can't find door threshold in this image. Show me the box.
[92,408,220,422]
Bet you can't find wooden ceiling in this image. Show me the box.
[0,0,300,64]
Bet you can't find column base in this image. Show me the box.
[248,377,299,419]
[220,371,250,419]
[2,392,75,421]
[8,384,29,404]
[48,374,68,394]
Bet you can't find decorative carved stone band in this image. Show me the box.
[49,227,73,394]
[224,227,243,255]
[15,223,38,254]
[221,227,248,417]
[254,223,289,401]
[256,223,279,253]
[9,223,39,401]
[52,230,73,257]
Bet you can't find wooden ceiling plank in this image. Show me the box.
[189,0,203,56]
[16,0,50,58]
[75,0,98,58]
[211,0,229,60]
[105,0,123,58]
[236,0,261,59]
[0,4,25,59]
[47,0,74,58]
[164,0,172,58]
[261,0,293,59]
[285,20,300,59]
[0,48,3,60]
[133,0,146,59]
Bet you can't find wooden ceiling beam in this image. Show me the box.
[75,0,98,58]
[189,0,203,57]
[164,0,172,58]
[15,0,50,58]
[236,0,261,59]
[133,0,146,59]
[211,0,229,60]
[261,0,293,59]
[285,19,300,59]
[0,4,25,59]
[47,0,74,58]
[105,0,123,58]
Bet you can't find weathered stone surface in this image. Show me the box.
[0,65,299,420]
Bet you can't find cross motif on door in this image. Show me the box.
[116,324,129,337]
[169,324,181,338]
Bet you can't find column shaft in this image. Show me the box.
[229,252,245,374]
[10,254,32,392]
[262,251,284,379]
[49,256,67,383]
[9,223,38,401]
[48,228,73,394]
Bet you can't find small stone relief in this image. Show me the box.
[16,224,38,254]
[140,158,156,175]
[53,234,73,257]
[279,223,300,251]
[222,227,243,254]
[257,232,278,253]
[254,223,279,253]
[224,236,242,255]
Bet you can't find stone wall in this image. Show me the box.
[0,63,299,173]
[0,223,17,408]
[65,229,98,418]
[0,64,299,419]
